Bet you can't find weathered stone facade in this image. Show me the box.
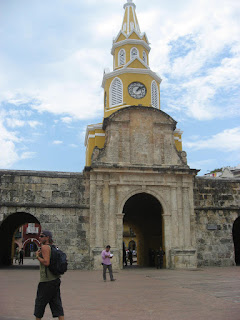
[0,106,239,270]
[0,170,90,269]
[194,178,240,267]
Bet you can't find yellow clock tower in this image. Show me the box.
[85,0,183,166]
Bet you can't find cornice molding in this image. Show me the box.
[102,68,162,88]
[111,38,151,55]
[84,123,103,146]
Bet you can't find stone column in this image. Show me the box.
[108,184,117,248]
[162,213,171,268]
[182,187,191,247]
[95,182,104,248]
[116,213,124,269]
[177,186,184,248]
[170,187,179,247]
[89,180,97,249]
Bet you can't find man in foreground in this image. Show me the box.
[34,230,64,320]
[101,245,116,281]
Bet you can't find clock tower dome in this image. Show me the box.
[85,0,183,166]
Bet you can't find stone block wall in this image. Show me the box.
[0,170,91,269]
[194,177,240,267]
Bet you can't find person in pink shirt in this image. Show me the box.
[101,245,116,281]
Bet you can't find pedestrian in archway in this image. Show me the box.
[101,245,116,281]
[34,230,64,320]
[156,247,165,269]
[128,249,133,265]
[19,248,24,265]
[123,242,127,266]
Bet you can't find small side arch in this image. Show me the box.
[233,216,240,265]
[0,212,40,266]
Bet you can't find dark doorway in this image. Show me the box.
[123,193,163,267]
[25,242,38,257]
[0,212,40,266]
[233,217,240,266]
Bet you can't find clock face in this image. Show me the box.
[128,82,147,99]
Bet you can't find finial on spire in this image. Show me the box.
[123,0,136,9]
[122,0,139,34]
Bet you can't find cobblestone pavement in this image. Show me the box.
[0,266,240,320]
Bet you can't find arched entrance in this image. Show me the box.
[123,193,163,267]
[233,217,240,266]
[24,240,39,257]
[0,212,40,266]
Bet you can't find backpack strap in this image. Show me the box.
[45,245,53,278]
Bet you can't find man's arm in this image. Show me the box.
[36,245,51,266]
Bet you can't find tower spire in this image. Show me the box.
[122,0,141,35]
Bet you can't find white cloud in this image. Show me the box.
[1,0,239,122]
[0,121,20,168]
[20,151,36,160]
[28,120,42,128]
[6,118,25,128]
[61,117,73,124]
[53,140,63,145]
[5,118,42,129]
[185,127,240,152]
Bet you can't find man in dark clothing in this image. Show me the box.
[34,230,64,320]
[156,247,165,269]
[128,249,133,265]
[19,248,24,265]
[123,243,127,266]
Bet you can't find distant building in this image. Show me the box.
[204,164,240,178]
[14,223,41,257]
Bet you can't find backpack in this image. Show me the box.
[48,245,68,276]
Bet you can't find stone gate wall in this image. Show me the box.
[0,170,90,269]
[194,177,240,267]
[1,169,240,269]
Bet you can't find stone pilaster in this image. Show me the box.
[108,184,117,247]
[170,187,179,247]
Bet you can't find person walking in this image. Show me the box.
[19,248,24,265]
[123,242,127,267]
[101,245,116,282]
[156,247,165,269]
[34,230,64,320]
[128,249,133,266]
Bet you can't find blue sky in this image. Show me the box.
[0,0,240,175]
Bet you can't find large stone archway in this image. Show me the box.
[233,216,240,266]
[123,192,164,267]
[0,212,40,266]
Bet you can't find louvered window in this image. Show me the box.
[151,81,159,108]
[131,47,139,60]
[118,49,126,66]
[110,78,123,107]
[143,51,147,64]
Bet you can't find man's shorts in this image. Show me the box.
[34,278,64,318]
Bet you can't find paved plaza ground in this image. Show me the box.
[0,263,240,320]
